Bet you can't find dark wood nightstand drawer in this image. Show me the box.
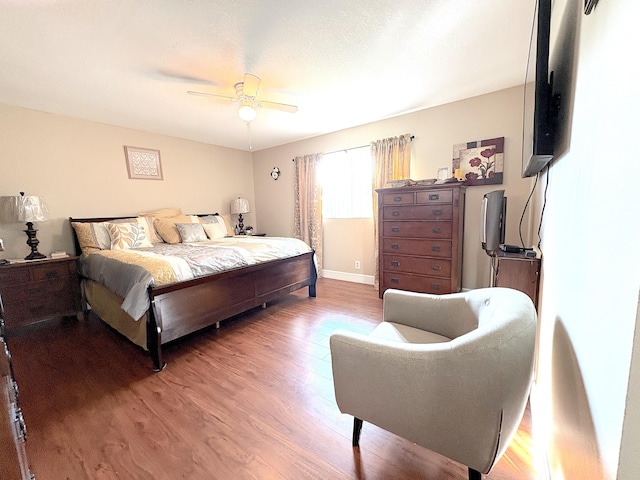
[0,269,29,286]
[30,261,74,282]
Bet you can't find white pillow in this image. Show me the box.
[107,222,154,250]
[202,219,228,239]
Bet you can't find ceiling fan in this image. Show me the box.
[187,73,298,121]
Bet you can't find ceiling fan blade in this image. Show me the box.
[242,74,261,97]
[187,90,235,101]
[259,100,298,113]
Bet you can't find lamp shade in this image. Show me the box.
[238,100,257,122]
[0,194,48,223]
[230,197,250,215]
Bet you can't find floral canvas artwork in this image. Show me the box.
[452,137,504,186]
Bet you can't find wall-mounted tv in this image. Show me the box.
[522,0,558,178]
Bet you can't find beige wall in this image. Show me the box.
[252,85,535,290]
[533,0,640,478]
[0,103,253,259]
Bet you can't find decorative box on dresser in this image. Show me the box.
[0,257,81,334]
[377,183,466,298]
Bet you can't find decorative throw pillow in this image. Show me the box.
[202,222,227,240]
[219,214,235,236]
[153,215,200,244]
[107,222,154,250]
[176,223,207,243]
[71,222,101,255]
[136,216,163,243]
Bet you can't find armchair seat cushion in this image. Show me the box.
[370,322,452,344]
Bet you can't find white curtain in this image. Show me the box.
[371,134,412,289]
[294,153,323,277]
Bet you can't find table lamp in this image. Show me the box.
[230,197,250,234]
[0,192,49,260]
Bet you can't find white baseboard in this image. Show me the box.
[322,269,375,285]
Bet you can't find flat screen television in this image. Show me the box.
[481,190,506,255]
[522,0,557,178]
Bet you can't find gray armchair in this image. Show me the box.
[330,287,536,480]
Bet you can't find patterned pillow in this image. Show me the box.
[71,220,133,254]
[202,218,228,239]
[154,215,200,244]
[107,222,154,250]
[136,216,163,243]
[176,223,207,243]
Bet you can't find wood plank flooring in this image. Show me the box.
[7,278,539,480]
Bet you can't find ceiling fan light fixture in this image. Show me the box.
[238,100,256,122]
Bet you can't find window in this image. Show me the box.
[318,147,373,219]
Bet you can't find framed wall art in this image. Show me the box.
[124,146,163,180]
[452,137,504,186]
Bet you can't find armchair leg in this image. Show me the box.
[469,467,482,480]
[352,417,363,447]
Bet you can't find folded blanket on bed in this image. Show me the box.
[80,237,312,319]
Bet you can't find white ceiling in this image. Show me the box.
[0,0,536,152]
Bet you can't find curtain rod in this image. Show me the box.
[292,135,414,161]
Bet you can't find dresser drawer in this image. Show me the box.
[0,269,29,287]
[383,238,452,258]
[2,290,77,328]
[382,192,415,205]
[383,272,453,295]
[415,189,453,204]
[1,278,73,302]
[383,221,452,239]
[383,205,452,221]
[382,255,451,277]
[30,261,75,282]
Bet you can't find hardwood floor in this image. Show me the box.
[7,278,539,479]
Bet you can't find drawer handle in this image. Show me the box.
[391,261,400,267]
[391,244,400,249]
[431,265,442,271]
[431,246,441,252]
[391,278,399,284]
[391,211,400,217]
[393,196,403,202]
[27,287,43,295]
[391,227,400,232]
[429,194,439,200]
[432,227,441,233]
[433,209,443,216]
[46,271,60,280]
[430,284,441,290]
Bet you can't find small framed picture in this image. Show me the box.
[437,167,450,181]
[124,146,163,180]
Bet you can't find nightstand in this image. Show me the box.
[493,252,541,307]
[0,257,81,334]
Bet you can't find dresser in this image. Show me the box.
[0,257,81,334]
[377,184,466,298]
[1,319,34,479]
[494,252,541,307]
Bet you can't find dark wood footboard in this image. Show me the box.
[146,251,317,370]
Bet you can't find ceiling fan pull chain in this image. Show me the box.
[247,121,252,151]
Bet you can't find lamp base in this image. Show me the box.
[237,213,245,235]
[24,222,46,261]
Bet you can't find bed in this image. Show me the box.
[69,211,317,371]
